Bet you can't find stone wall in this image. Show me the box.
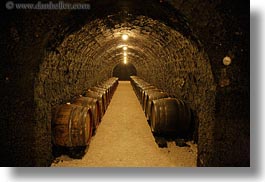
[167,0,250,166]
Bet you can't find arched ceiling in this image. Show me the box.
[38,10,215,114]
[48,15,206,78]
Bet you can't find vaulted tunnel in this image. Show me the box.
[1,0,249,167]
[35,10,215,166]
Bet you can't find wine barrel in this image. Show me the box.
[130,77,145,87]
[135,83,153,100]
[150,98,192,136]
[72,96,101,131]
[52,104,93,147]
[89,87,108,109]
[96,84,112,101]
[139,85,157,102]
[144,91,169,119]
[108,77,119,90]
[104,78,118,97]
[141,88,161,109]
[130,76,138,80]
[130,78,145,93]
[84,90,105,117]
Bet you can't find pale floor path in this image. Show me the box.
[52,81,197,167]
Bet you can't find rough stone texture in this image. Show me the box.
[0,0,249,166]
[0,11,71,166]
[166,0,250,166]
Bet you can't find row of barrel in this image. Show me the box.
[130,76,192,137]
[52,77,119,149]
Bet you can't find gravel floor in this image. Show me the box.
[51,81,197,167]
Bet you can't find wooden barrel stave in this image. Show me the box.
[145,91,169,119]
[142,88,162,111]
[72,96,101,131]
[89,87,108,110]
[84,90,105,117]
[150,98,192,136]
[52,104,93,147]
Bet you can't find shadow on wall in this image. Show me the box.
[113,63,137,81]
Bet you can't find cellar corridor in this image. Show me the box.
[1,0,249,167]
[52,81,197,167]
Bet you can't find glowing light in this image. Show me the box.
[223,56,232,66]
[123,57,127,64]
[122,34,129,41]
[123,46,127,51]
[117,44,127,49]
[123,52,127,56]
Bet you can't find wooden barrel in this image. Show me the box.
[108,77,119,91]
[72,96,101,131]
[139,85,157,103]
[130,78,146,89]
[96,84,112,101]
[84,90,105,117]
[150,98,192,136]
[144,91,169,119]
[89,87,108,109]
[103,79,118,98]
[130,78,145,94]
[130,76,138,80]
[52,104,93,147]
[141,87,159,99]
[141,88,161,109]
[135,83,152,100]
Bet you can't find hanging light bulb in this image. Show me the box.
[123,52,127,56]
[122,34,129,41]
